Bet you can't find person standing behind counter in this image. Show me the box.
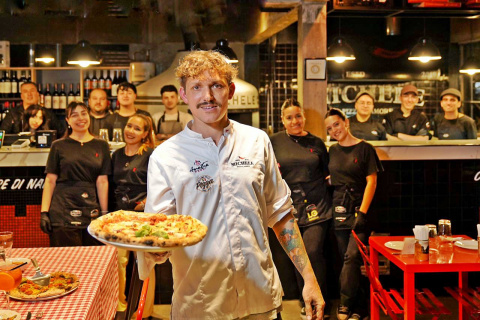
[324,108,383,320]
[348,91,387,141]
[433,88,477,140]
[270,98,332,317]
[40,101,111,247]
[383,85,430,141]
[88,88,113,137]
[146,50,324,320]
[152,85,193,141]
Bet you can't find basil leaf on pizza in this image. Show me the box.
[89,210,208,247]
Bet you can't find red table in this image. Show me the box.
[369,235,480,320]
[8,246,119,320]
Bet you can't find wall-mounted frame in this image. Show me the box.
[305,58,326,80]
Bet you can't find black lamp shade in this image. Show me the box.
[67,40,101,67]
[212,39,238,64]
[326,37,356,63]
[408,38,441,63]
[35,46,55,64]
[460,57,480,75]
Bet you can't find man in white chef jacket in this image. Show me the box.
[145,50,324,320]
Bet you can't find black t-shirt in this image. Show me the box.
[0,105,65,136]
[383,108,430,136]
[90,113,114,137]
[108,109,153,132]
[432,113,478,140]
[270,131,332,226]
[328,140,382,192]
[46,137,111,183]
[111,147,153,210]
[348,115,387,141]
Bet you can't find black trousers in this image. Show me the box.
[49,227,102,247]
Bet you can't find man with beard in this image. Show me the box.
[88,88,113,137]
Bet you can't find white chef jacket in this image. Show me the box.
[146,119,294,320]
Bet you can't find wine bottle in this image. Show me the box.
[44,84,52,109]
[59,83,67,109]
[0,71,5,98]
[105,71,112,97]
[52,83,60,109]
[4,71,11,98]
[98,70,105,89]
[111,70,118,97]
[18,71,27,92]
[75,83,82,102]
[38,83,44,106]
[67,83,76,106]
[11,71,18,98]
[91,70,98,90]
[84,72,91,98]
[26,70,31,82]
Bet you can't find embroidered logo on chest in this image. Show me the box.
[196,175,214,192]
[190,160,209,173]
[231,156,254,167]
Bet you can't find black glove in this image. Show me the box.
[353,208,367,233]
[40,212,53,234]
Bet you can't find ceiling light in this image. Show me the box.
[67,40,101,67]
[408,37,442,63]
[35,46,55,64]
[212,39,238,64]
[326,37,356,63]
[460,57,480,75]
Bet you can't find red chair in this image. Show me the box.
[351,230,451,320]
[444,286,480,319]
[136,277,150,320]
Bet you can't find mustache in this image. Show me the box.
[196,102,220,109]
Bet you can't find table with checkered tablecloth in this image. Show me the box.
[8,246,119,320]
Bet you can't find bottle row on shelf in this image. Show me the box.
[84,70,128,98]
[0,70,32,99]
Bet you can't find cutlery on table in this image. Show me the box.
[26,312,32,320]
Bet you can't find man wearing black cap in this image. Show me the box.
[348,91,387,140]
[383,84,430,141]
[433,88,477,139]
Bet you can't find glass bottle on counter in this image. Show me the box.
[38,83,44,106]
[59,83,67,109]
[91,71,98,90]
[98,70,105,90]
[84,72,91,98]
[52,83,60,109]
[111,71,118,97]
[67,83,76,106]
[44,84,52,109]
[75,83,82,102]
[105,71,112,96]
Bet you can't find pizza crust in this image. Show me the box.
[89,210,208,248]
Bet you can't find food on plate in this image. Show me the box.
[89,210,208,247]
[9,271,79,299]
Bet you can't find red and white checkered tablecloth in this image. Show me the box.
[8,246,119,320]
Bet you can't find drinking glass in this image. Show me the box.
[0,262,22,312]
[112,128,123,143]
[438,219,452,237]
[99,129,109,141]
[0,232,13,260]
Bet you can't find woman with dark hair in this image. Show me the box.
[22,104,50,133]
[111,114,156,314]
[324,108,383,320]
[270,98,332,316]
[40,101,111,247]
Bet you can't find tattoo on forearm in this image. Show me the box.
[278,218,308,272]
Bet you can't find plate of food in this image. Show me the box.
[9,271,79,301]
[88,210,208,252]
[384,241,404,251]
[454,240,478,250]
[0,310,20,320]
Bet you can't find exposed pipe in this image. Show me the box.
[386,17,401,36]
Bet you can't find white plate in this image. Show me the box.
[454,240,478,250]
[87,225,174,252]
[9,286,78,301]
[385,241,404,251]
[0,309,20,319]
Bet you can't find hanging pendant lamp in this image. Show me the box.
[408,37,442,63]
[67,40,101,67]
[35,45,55,64]
[212,39,238,64]
[326,37,356,64]
[460,57,480,75]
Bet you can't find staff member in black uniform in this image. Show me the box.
[383,85,430,141]
[270,99,332,317]
[89,88,113,137]
[348,91,386,141]
[22,104,51,133]
[324,108,382,320]
[40,101,111,247]
[111,114,155,314]
[433,88,477,140]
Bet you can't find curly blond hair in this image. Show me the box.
[175,50,238,88]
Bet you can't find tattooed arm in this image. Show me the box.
[272,212,325,320]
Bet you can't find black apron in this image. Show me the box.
[157,112,183,135]
[290,179,332,227]
[49,181,100,228]
[332,185,363,230]
[114,184,146,211]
